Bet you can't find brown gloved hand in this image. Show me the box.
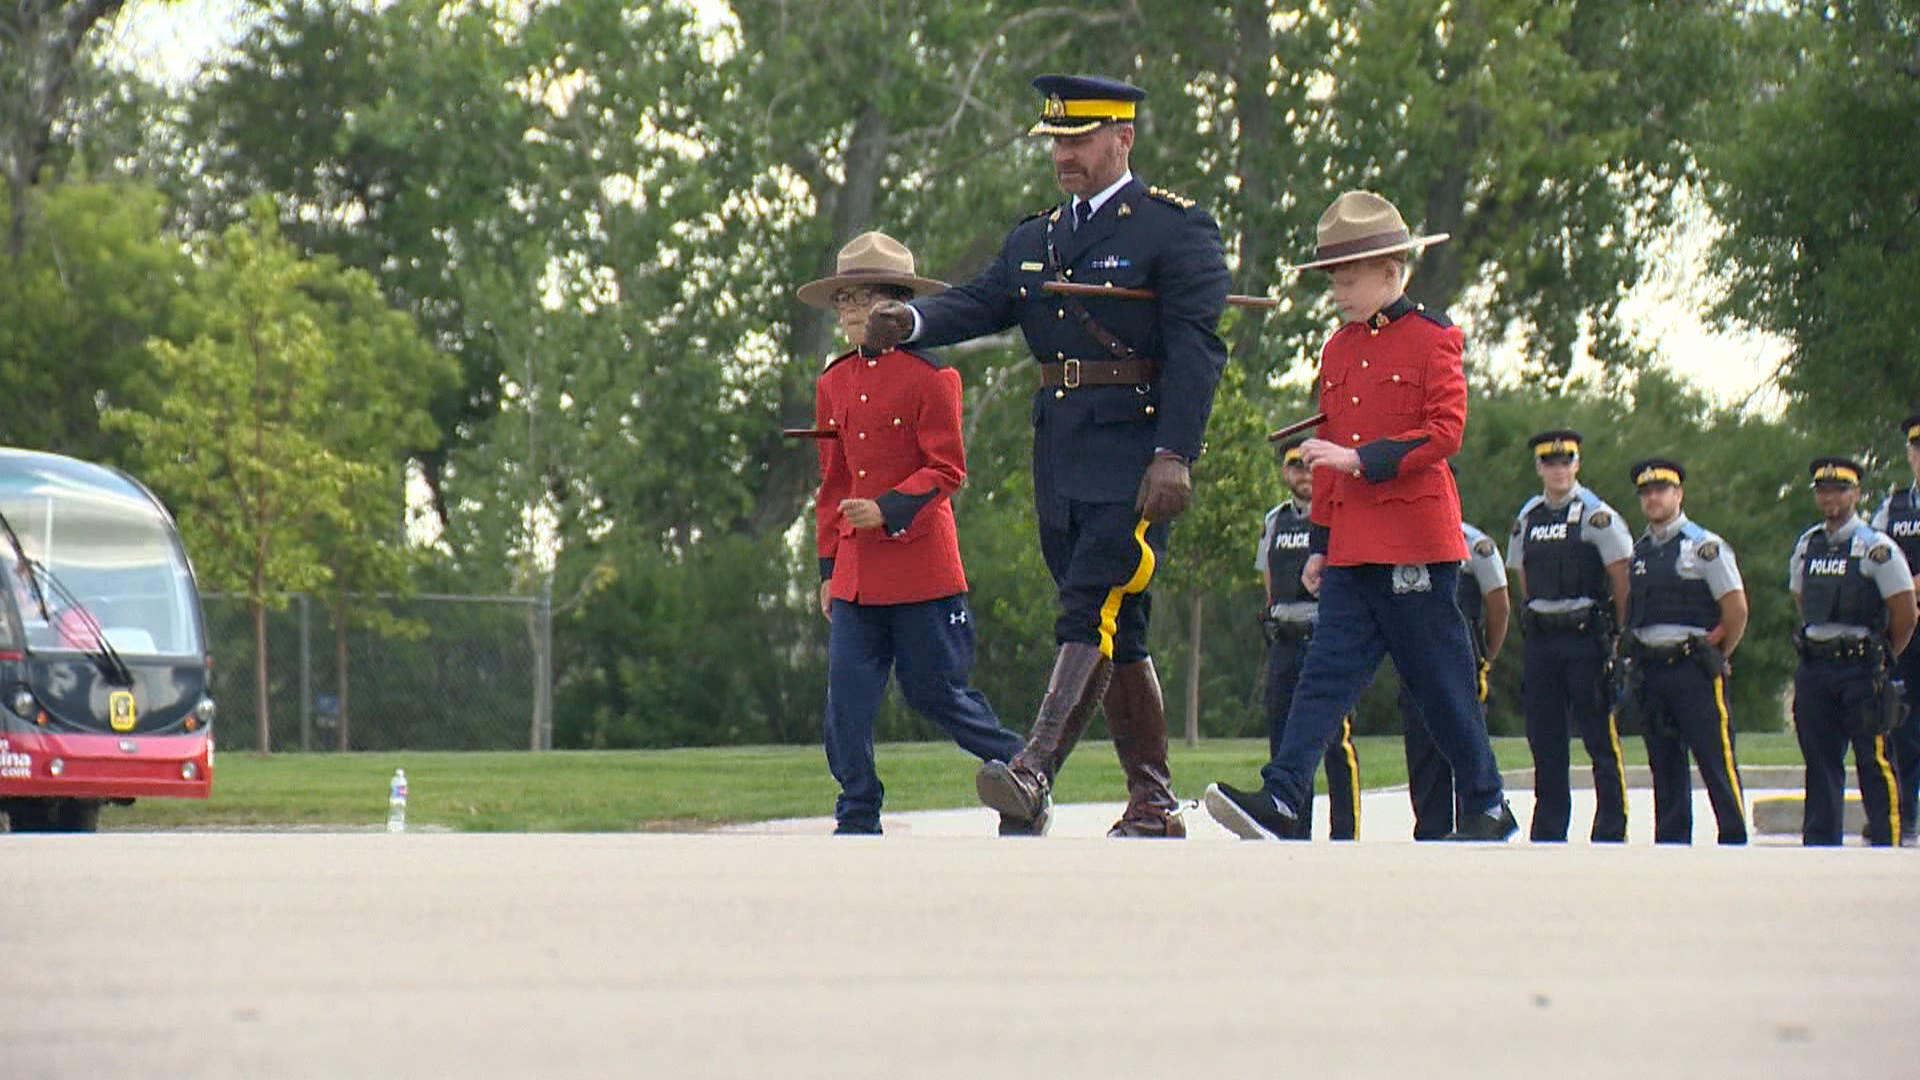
[1135,453,1192,522]
[862,300,914,354]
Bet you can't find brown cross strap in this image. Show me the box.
[1038,358,1160,388]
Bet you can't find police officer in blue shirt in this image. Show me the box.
[1789,456,1916,846]
[1256,439,1360,840]
[1620,459,1750,844]
[863,74,1230,838]
[1870,413,1920,842]
[1509,430,1633,843]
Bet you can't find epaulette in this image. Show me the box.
[1020,204,1060,224]
[823,349,858,372]
[1146,186,1197,210]
[903,348,947,370]
[1413,303,1454,329]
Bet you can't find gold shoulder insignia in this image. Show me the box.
[1589,510,1611,529]
[1021,205,1058,224]
[1696,540,1720,561]
[1146,186,1197,210]
[1473,537,1496,558]
[1870,544,1893,564]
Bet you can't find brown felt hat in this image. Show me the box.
[1287,191,1450,272]
[797,232,948,310]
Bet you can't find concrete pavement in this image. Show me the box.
[4,828,1917,1079]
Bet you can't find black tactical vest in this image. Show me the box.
[1520,498,1608,601]
[1885,487,1920,569]
[1628,532,1720,630]
[1264,503,1315,606]
[1798,528,1888,631]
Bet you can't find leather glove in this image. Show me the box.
[862,301,914,354]
[1135,453,1192,522]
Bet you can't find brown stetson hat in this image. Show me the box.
[797,231,948,310]
[1286,191,1450,272]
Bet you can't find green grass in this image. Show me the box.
[102,734,1807,833]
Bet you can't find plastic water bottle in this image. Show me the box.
[387,768,408,833]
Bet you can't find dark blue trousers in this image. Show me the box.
[1039,500,1167,662]
[1261,563,1503,819]
[1640,660,1747,845]
[1793,657,1900,846]
[1892,641,1920,838]
[825,594,1023,831]
[1399,654,1488,840]
[1522,629,1628,842]
[1264,633,1359,840]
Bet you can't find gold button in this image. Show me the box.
[858,432,867,440]
[1063,269,1074,279]
[1144,405,1156,415]
[1361,360,1370,368]
[892,418,901,426]
[828,419,837,426]
[1056,309,1065,319]
[1369,327,1379,337]
[1054,389,1066,400]
[867,359,877,367]
[1351,396,1360,404]
[1104,280,1113,287]
[1019,287,1028,298]
[859,394,868,402]
[1056,351,1065,360]
[1350,434,1361,442]
[1391,374,1400,383]
[857,469,867,477]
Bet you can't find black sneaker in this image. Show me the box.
[833,822,882,836]
[1445,800,1518,842]
[1204,782,1303,841]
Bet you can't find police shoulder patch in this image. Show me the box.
[1870,543,1894,564]
[1473,537,1496,558]
[1588,510,1612,529]
[1696,540,1720,561]
[1146,186,1197,210]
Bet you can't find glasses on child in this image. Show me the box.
[831,287,887,310]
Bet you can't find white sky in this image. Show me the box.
[102,0,1788,411]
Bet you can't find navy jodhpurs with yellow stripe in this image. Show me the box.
[1040,499,1165,662]
[1793,655,1901,846]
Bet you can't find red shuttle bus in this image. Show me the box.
[0,448,214,832]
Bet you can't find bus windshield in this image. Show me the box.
[1,470,201,659]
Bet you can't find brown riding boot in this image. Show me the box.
[978,642,1112,828]
[1105,658,1185,838]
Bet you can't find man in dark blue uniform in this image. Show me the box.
[1508,430,1633,843]
[1619,459,1749,845]
[1257,439,1361,840]
[1789,456,1916,846]
[863,74,1230,838]
[1870,414,1920,842]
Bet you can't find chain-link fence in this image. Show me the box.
[202,592,552,753]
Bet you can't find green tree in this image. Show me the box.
[102,205,418,753]
[0,0,131,254]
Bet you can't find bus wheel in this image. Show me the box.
[51,799,102,833]
[4,800,58,832]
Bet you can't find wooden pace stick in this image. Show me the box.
[781,428,839,440]
[1041,280,1282,309]
[1265,412,1328,443]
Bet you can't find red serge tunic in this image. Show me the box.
[814,347,969,605]
[1310,297,1469,567]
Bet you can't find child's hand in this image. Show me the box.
[839,498,883,530]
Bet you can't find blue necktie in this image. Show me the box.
[1074,200,1092,231]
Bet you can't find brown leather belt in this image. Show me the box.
[1038,358,1159,388]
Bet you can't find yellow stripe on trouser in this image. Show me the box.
[1095,517,1158,660]
[1711,676,1743,806]
[1606,709,1629,813]
[1871,734,1900,841]
[1339,714,1360,836]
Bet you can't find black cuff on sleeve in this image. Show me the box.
[819,558,835,582]
[1308,524,1330,556]
[1356,437,1430,483]
[876,489,938,536]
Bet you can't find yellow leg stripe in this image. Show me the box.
[1606,708,1629,813]
[1095,517,1157,661]
[1712,676,1743,806]
[1340,714,1361,836]
[1872,734,1900,841]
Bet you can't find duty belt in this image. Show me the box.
[1796,634,1879,662]
[1626,636,1703,665]
[1038,357,1159,389]
[1524,607,1598,634]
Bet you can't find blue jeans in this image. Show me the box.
[825,594,1023,830]
[1261,563,1503,819]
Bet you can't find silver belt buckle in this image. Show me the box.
[1062,358,1081,389]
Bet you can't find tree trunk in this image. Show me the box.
[334,614,351,752]
[1185,590,1203,748]
[252,599,271,753]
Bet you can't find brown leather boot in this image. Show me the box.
[977,642,1111,827]
[1105,658,1185,838]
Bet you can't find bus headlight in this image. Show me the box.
[48,758,64,776]
[181,761,198,780]
[7,687,33,718]
[193,697,217,725]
